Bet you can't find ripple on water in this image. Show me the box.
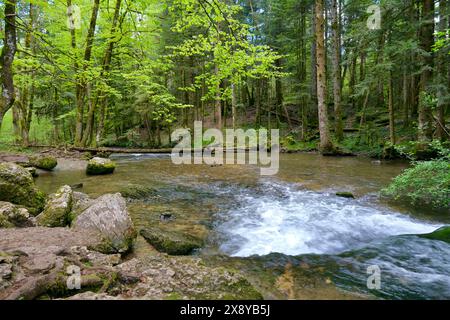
[215,182,442,257]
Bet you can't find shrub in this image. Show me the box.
[382,160,450,210]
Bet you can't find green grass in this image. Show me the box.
[0,110,53,146]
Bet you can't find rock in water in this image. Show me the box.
[86,157,116,175]
[36,186,73,227]
[336,192,355,199]
[419,227,450,244]
[0,202,32,228]
[0,162,46,215]
[72,193,136,254]
[29,156,58,171]
[120,184,156,199]
[140,227,203,255]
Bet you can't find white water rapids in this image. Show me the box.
[215,182,442,257]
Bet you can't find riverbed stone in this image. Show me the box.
[140,227,203,256]
[336,192,355,199]
[0,162,46,215]
[72,193,136,254]
[0,202,31,228]
[120,184,156,199]
[36,186,73,227]
[86,157,116,175]
[29,155,58,171]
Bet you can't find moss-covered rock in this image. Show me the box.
[29,156,58,171]
[69,192,93,223]
[36,186,73,227]
[336,192,355,199]
[419,227,450,244]
[0,202,31,228]
[120,184,156,199]
[0,162,46,215]
[86,157,116,175]
[25,167,39,178]
[140,227,203,255]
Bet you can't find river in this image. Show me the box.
[34,153,450,300]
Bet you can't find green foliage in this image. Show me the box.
[280,134,317,152]
[382,160,450,210]
[394,141,450,161]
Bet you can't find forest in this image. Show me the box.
[0,0,448,156]
[0,0,450,303]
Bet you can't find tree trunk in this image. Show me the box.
[388,72,396,145]
[74,0,100,146]
[331,0,343,142]
[315,0,334,153]
[310,4,318,111]
[0,0,17,133]
[82,0,123,147]
[213,60,223,130]
[417,0,434,142]
[436,0,448,140]
[231,83,237,130]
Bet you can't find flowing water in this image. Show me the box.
[35,153,450,300]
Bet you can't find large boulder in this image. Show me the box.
[70,191,93,221]
[86,157,116,175]
[36,186,73,227]
[0,202,32,228]
[72,193,136,254]
[140,227,203,256]
[0,163,46,215]
[29,155,58,171]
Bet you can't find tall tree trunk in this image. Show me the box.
[388,71,396,145]
[19,3,37,146]
[255,79,261,127]
[74,0,100,146]
[436,0,448,140]
[214,65,222,130]
[0,0,17,133]
[315,0,334,153]
[231,83,237,130]
[417,0,434,142]
[310,4,318,111]
[84,0,123,146]
[331,0,343,142]
[403,68,409,128]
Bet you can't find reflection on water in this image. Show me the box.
[34,153,450,299]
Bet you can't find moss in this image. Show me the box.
[419,227,450,244]
[29,156,58,171]
[36,186,73,227]
[140,227,203,255]
[120,184,157,199]
[0,214,14,228]
[86,159,116,175]
[165,292,184,300]
[88,227,137,254]
[0,163,47,215]
[220,277,264,300]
